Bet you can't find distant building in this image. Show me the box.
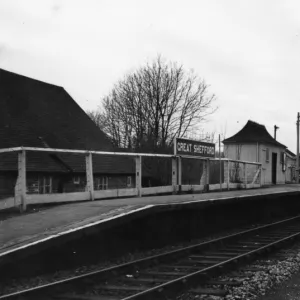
[223,120,292,185]
[285,149,296,183]
[0,68,135,198]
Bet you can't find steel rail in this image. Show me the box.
[122,224,300,300]
[1,215,300,300]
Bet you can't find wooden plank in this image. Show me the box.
[142,186,173,196]
[122,277,169,284]
[178,156,182,186]
[167,265,200,269]
[191,288,228,296]
[0,146,174,158]
[140,271,188,276]
[186,259,220,264]
[98,285,146,292]
[172,157,177,194]
[189,255,229,260]
[251,168,261,184]
[18,150,27,211]
[205,251,238,256]
[0,197,15,210]
[181,185,204,192]
[207,280,242,287]
[85,152,94,201]
[136,156,142,197]
[27,192,90,204]
[55,294,119,300]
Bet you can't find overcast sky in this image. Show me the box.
[1,0,299,151]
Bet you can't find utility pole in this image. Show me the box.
[297,113,300,184]
[274,125,279,140]
[219,134,222,191]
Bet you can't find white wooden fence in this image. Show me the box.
[0,147,262,211]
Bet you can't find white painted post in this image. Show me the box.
[260,165,263,187]
[206,159,210,191]
[244,162,247,189]
[227,159,230,190]
[136,156,142,197]
[172,157,177,194]
[85,152,94,201]
[178,156,182,192]
[200,160,206,186]
[17,150,27,211]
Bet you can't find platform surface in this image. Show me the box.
[1,184,300,259]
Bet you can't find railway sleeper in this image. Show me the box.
[206,279,242,287]
[54,294,119,300]
[190,287,228,297]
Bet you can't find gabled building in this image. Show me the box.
[223,120,288,185]
[0,68,135,198]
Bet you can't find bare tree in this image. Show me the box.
[91,56,217,153]
[86,110,105,129]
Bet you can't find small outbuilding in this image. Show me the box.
[223,120,289,185]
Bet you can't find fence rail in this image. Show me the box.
[0,147,262,211]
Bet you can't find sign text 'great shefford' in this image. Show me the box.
[175,138,215,158]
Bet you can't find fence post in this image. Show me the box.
[85,152,94,201]
[136,156,142,197]
[244,162,247,189]
[206,159,210,191]
[200,160,206,186]
[178,156,182,192]
[17,150,27,212]
[260,164,263,187]
[172,157,177,194]
[227,160,230,190]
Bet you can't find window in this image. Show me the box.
[127,176,132,187]
[266,148,269,162]
[281,152,286,171]
[39,176,52,194]
[27,176,39,194]
[95,176,108,190]
[73,176,80,185]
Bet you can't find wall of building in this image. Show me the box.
[224,144,258,163]
[224,143,286,185]
[0,172,17,199]
[60,174,136,193]
[259,143,285,185]
[285,155,296,183]
[0,172,136,198]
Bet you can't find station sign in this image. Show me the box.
[174,137,215,158]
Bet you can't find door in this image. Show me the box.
[272,153,277,184]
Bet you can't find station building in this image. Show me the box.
[223,120,295,185]
[0,68,135,198]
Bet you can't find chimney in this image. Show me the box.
[274,125,279,140]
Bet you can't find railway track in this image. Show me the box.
[2,215,300,300]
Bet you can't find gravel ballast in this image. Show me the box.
[178,243,300,300]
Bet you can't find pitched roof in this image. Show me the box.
[223,120,286,148]
[0,68,134,174]
[286,149,296,157]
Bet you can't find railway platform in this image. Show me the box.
[1,184,300,265]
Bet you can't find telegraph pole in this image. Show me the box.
[297,113,300,184]
[219,134,222,191]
